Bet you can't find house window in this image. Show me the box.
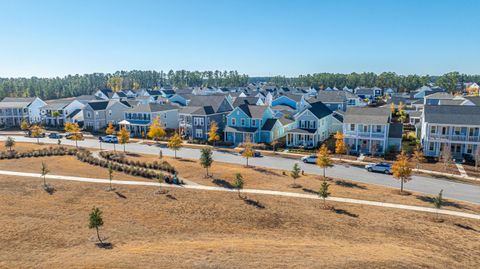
[430,126,436,134]
[363,125,368,133]
[195,129,203,138]
[87,112,91,118]
[429,142,434,151]
[467,144,473,154]
[240,119,245,126]
[376,125,381,132]
[252,119,256,127]
[231,118,236,126]
[441,127,448,135]
[108,110,112,116]
[95,111,98,116]
[194,118,204,126]
[350,124,355,131]
[454,127,461,135]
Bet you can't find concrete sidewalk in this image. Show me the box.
[1,169,479,220]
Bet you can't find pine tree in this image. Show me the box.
[290,163,301,187]
[88,207,105,245]
[233,173,244,199]
[5,136,15,151]
[318,181,331,209]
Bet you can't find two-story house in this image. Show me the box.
[271,94,309,111]
[179,95,233,140]
[343,107,402,155]
[83,100,132,131]
[0,97,46,126]
[41,99,85,127]
[119,103,179,137]
[285,101,335,148]
[224,105,284,144]
[420,105,480,159]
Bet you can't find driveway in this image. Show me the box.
[2,135,480,204]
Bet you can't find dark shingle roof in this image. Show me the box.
[88,101,109,111]
[344,107,390,124]
[305,101,333,119]
[232,97,260,107]
[424,105,480,125]
[188,95,229,113]
[261,119,278,131]
[286,128,317,134]
[465,96,480,106]
[388,123,403,139]
[238,104,269,118]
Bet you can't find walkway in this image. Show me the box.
[1,169,479,220]
[456,163,468,177]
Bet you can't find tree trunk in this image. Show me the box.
[37,137,39,144]
[43,175,46,186]
[206,167,209,177]
[96,226,103,244]
[99,141,102,150]
[75,139,78,148]
[246,157,249,167]
[113,143,116,152]
[400,179,404,193]
[323,168,326,181]
[238,189,242,199]
[174,150,177,159]
[123,144,126,153]
[323,198,326,208]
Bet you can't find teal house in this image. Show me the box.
[224,104,286,144]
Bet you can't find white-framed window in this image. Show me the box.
[376,125,381,132]
[350,124,355,131]
[252,119,256,127]
[430,126,436,134]
[195,129,203,138]
[87,112,91,118]
[108,110,112,116]
[429,142,434,151]
[95,111,98,116]
[194,117,204,126]
[240,119,245,126]
[363,125,368,132]
[467,144,473,154]
[231,118,236,126]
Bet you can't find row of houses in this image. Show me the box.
[3,84,480,160]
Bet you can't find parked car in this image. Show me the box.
[301,155,317,164]
[99,135,118,143]
[365,162,392,174]
[28,130,45,138]
[462,154,475,166]
[48,132,63,139]
[239,149,262,157]
[65,133,84,140]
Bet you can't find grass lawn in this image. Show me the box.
[0,176,479,268]
[119,153,480,214]
[0,142,56,153]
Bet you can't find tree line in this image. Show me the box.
[0,70,249,100]
[267,71,480,92]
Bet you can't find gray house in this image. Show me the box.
[83,100,132,131]
[179,95,233,140]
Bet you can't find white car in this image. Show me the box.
[301,155,317,164]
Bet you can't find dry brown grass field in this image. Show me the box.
[121,153,480,214]
[0,176,479,268]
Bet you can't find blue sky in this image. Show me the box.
[0,0,478,78]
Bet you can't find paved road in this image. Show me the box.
[2,135,480,204]
[1,169,479,220]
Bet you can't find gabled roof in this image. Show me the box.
[87,100,109,111]
[261,119,278,131]
[303,101,332,119]
[275,93,302,102]
[423,105,480,125]
[232,97,260,107]
[187,95,230,113]
[238,104,269,118]
[44,99,75,110]
[424,92,454,99]
[465,96,480,106]
[67,109,82,119]
[146,90,162,96]
[0,97,35,108]
[344,107,390,124]
[126,103,178,113]
[312,91,347,103]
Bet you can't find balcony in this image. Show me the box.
[429,134,480,142]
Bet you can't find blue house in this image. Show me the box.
[224,105,284,144]
[271,94,307,111]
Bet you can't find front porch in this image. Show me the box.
[119,120,149,137]
[345,137,385,155]
[286,129,318,148]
